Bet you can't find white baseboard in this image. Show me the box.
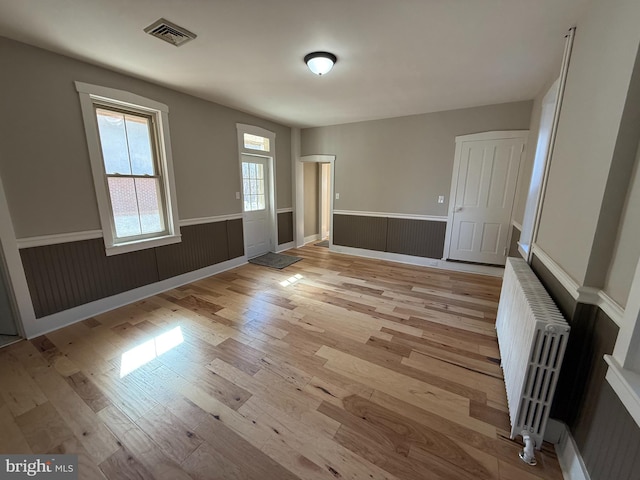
[556,423,591,480]
[330,245,504,277]
[26,256,248,339]
[275,241,295,253]
[304,234,320,244]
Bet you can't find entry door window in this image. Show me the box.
[242,161,266,212]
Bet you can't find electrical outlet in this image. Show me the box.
[235,192,240,200]
[438,195,445,204]
[335,193,340,200]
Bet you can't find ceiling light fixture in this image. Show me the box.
[304,52,337,76]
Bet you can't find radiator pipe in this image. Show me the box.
[519,433,537,466]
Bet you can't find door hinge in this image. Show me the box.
[503,247,508,256]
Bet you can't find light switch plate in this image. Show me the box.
[236,192,240,200]
[438,195,445,204]
[335,193,340,200]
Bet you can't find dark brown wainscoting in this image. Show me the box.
[20,220,244,318]
[530,253,633,480]
[508,225,520,257]
[277,211,294,245]
[333,214,446,259]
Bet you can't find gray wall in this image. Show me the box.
[535,0,640,285]
[304,162,318,237]
[301,101,532,216]
[0,37,292,239]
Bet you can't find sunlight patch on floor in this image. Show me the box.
[120,326,184,377]
[280,273,303,287]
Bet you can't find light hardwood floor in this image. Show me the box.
[0,245,564,479]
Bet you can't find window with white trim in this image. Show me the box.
[76,82,181,255]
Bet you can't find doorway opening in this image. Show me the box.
[319,163,331,241]
[299,155,336,248]
[0,248,21,348]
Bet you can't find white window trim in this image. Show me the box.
[76,82,181,255]
[237,124,275,156]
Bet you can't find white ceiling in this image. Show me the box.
[0,0,588,127]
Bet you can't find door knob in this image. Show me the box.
[454,206,463,212]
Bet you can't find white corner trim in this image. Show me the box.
[26,256,248,339]
[555,423,591,480]
[330,245,504,277]
[455,130,529,143]
[596,291,625,327]
[300,154,336,163]
[16,230,104,249]
[605,355,640,428]
[275,241,295,253]
[333,210,448,222]
[276,208,294,214]
[179,214,243,227]
[304,234,321,244]
[511,220,523,231]
[531,244,624,327]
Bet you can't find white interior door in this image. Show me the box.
[448,137,525,265]
[241,155,271,258]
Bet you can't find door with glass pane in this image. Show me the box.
[241,155,271,258]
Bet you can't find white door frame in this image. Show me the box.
[298,155,336,248]
[236,124,277,257]
[0,173,34,338]
[442,130,529,261]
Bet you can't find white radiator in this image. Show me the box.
[496,258,570,464]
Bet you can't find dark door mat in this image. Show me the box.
[315,240,329,247]
[248,252,302,269]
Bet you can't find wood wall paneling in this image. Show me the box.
[333,215,388,251]
[386,218,446,258]
[156,222,229,281]
[277,212,294,245]
[20,239,159,318]
[580,383,640,480]
[226,219,244,259]
[508,225,520,257]
[21,220,246,318]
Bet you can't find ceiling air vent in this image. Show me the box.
[144,18,197,47]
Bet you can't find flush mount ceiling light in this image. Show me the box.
[304,52,337,76]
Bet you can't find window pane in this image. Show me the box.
[243,133,269,151]
[126,115,155,175]
[96,109,131,174]
[242,162,249,177]
[108,177,141,238]
[135,178,164,234]
[257,195,265,210]
[256,163,264,179]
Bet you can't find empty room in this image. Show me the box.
[0,0,639,479]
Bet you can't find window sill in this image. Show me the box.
[605,355,640,428]
[105,234,181,256]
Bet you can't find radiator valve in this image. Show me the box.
[519,433,537,466]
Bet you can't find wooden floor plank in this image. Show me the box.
[0,244,565,479]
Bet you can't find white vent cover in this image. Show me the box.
[144,18,197,47]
